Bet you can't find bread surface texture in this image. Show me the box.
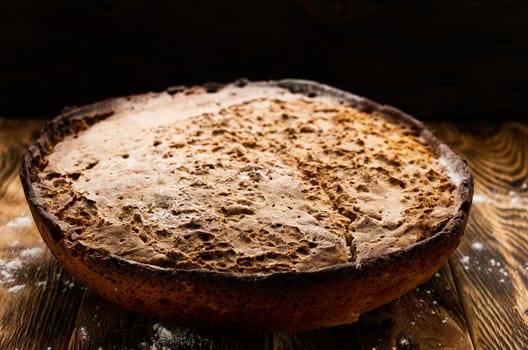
[33,84,458,273]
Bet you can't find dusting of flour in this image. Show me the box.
[0,215,46,293]
[140,323,210,350]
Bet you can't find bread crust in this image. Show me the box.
[20,79,473,331]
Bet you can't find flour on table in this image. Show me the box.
[508,190,523,206]
[5,216,33,229]
[472,194,489,204]
[20,247,45,259]
[140,323,210,350]
[79,326,90,340]
[7,284,25,293]
[460,255,470,264]
[0,244,47,290]
[471,242,484,251]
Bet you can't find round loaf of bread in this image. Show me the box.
[21,80,473,331]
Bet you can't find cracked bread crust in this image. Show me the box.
[21,80,473,331]
[31,83,458,274]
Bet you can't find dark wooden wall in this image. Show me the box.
[1,0,527,121]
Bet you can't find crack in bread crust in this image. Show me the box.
[33,88,457,273]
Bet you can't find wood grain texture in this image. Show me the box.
[433,123,528,350]
[0,119,87,349]
[1,119,526,349]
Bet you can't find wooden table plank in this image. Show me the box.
[353,262,473,350]
[433,123,528,350]
[0,119,87,349]
[1,119,526,349]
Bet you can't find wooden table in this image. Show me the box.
[1,119,527,349]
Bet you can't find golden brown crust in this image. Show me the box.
[20,79,473,331]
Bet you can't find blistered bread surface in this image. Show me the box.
[33,84,458,273]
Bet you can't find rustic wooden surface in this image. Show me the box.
[0,119,526,349]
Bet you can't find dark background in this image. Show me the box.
[1,0,527,121]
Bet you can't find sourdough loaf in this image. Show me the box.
[21,80,473,330]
